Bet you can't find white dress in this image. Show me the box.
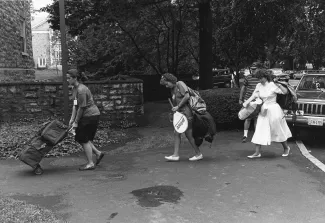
[251,82,292,145]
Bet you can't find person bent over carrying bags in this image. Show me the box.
[160,73,216,161]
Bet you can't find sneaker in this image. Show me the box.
[242,136,247,143]
[165,155,180,161]
[189,154,203,161]
[247,153,261,159]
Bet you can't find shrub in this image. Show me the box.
[200,88,243,129]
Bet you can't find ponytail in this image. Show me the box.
[67,69,88,82]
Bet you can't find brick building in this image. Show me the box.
[0,0,34,81]
[32,13,61,69]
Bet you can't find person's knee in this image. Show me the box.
[80,141,91,147]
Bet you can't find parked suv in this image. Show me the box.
[212,69,231,88]
[284,71,325,133]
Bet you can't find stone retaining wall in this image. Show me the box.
[0,0,34,81]
[0,78,143,123]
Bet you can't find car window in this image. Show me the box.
[298,75,325,90]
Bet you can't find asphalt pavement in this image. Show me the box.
[1,101,325,223]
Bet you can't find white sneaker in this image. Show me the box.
[189,154,203,161]
[165,155,180,161]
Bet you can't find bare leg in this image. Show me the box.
[90,141,101,156]
[81,142,95,166]
[173,131,181,157]
[185,127,201,156]
[254,144,262,155]
[247,144,262,158]
[281,141,290,155]
[243,119,252,142]
[244,118,251,131]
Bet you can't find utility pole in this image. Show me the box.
[198,0,213,89]
[59,0,69,124]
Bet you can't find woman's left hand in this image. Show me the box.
[72,122,78,128]
[172,106,179,112]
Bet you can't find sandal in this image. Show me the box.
[79,164,95,171]
[96,153,105,166]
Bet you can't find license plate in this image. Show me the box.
[308,118,323,126]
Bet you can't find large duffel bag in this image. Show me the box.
[19,136,54,169]
[40,120,69,146]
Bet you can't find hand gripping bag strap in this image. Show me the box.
[276,81,298,111]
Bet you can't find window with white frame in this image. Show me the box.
[38,58,46,68]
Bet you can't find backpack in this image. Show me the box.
[276,81,298,111]
[177,81,207,114]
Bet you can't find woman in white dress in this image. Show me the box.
[243,69,292,158]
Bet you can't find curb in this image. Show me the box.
[296,140,325,172]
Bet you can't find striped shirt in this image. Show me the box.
[243,75,260,100]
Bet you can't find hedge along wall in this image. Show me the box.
[200,88,243,129]
[0,77,143,123]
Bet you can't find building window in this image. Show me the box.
[20,20,27,53]
[54,45,62,65]
[38,58,46,68]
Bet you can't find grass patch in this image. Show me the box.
[0,197,62,223]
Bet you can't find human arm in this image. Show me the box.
[172,81,190,112]
[242,92,258,108]
[242,84,259,107]
[69,105,77,126]
[73,107,85,127]
[239,77,249,104]
[172,93,190,112]
[239,85,246,104]
[272,81,288,94]
[275,83,288,94]
[72,89,88,127]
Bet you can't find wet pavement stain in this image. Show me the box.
[131,185,183,208]
[107,212,118,222]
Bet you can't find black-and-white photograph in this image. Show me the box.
[1,0,325,222]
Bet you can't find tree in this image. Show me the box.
[42,0,201,79]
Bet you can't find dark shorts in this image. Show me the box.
[75,115,100,144]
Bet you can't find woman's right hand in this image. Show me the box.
[242,102,248,108]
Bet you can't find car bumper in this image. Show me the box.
[285,114,325,127]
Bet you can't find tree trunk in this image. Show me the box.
[199,0,213,90]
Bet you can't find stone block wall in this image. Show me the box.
[0,78,144,123]
[0,0,34,81]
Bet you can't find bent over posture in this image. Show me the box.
[67,69,104,170]
[160,73,203,161]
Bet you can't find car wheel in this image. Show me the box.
[34,165,44,175]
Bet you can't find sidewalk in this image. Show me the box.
[1,125,325,223]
